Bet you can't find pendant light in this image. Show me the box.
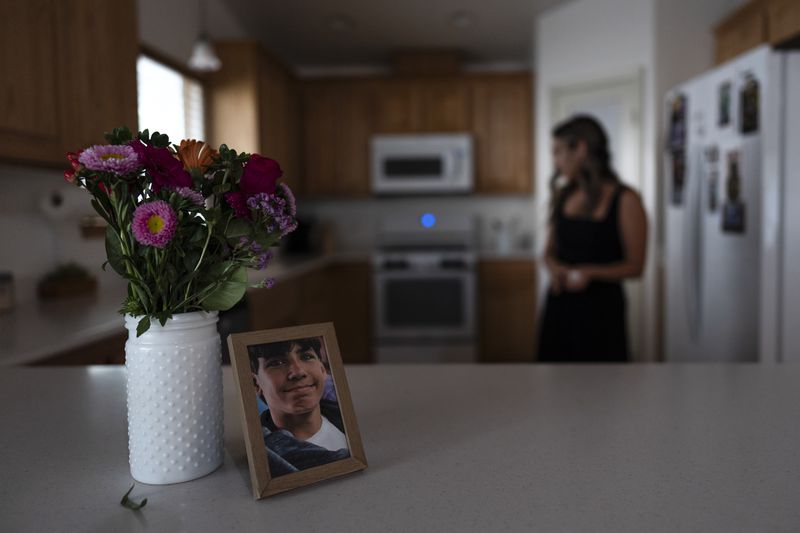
[188,0,221,72]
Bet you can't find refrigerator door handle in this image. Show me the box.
[682,148,701,341]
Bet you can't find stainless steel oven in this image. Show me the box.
[374,251,476,341]
[373,214,477,363]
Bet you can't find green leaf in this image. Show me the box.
[120,484,147,511]
[105,226,127,276]
[201,266,247,311]
[225,218,251,240]
[104,126,133,145]
[136,316,151,337]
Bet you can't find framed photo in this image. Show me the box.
[228,322,367,499]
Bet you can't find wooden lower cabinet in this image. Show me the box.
[478,259,538,363]
[248,260,373,364]
[30,331,127,366]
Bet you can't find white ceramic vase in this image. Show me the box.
[124,311,224,485]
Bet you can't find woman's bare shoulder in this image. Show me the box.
[619,186,646,217]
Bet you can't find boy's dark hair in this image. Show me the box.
[248,337,322,373]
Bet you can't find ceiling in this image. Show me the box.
[220,0,566,68]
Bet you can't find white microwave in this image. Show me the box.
[370,133,474,195]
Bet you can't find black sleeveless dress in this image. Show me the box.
[538,185,629,362]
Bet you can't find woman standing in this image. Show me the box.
[538,115,648,362]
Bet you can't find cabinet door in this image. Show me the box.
[302,81,371,197]
[325,261,373,364]
[248,279,301,330]
[61,0,138,150]
[471,74,533,194]
[714,1,768,65]
[479,260,537,362]
[372,80,419,133]
[259,54,301,193]
[417,79,469,132]
[0,0,65,165]
[768,0,800,45]
[0,0,137,166]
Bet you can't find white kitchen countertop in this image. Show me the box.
[1,363,799,532]
[0,252,369,366]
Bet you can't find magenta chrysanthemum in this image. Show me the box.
[174,187,205,206]
[78,144,140,176]
[132,200,178,248]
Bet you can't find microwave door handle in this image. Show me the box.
[442,151,456,179]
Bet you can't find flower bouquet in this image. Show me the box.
[65,126,296,336]
[65,126,297,484]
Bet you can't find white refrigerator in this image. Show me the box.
[663,45,800,363]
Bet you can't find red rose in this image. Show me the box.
[128,140,192,193]
[239,154,282,197]
[63,169,76,183]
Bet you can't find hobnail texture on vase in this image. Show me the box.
[124,312,224,485]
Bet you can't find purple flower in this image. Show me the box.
[246,191,298,237]
[239,237,273,270]
[279,183,296,217]
[132,200,178,248]
[78,144,140,176]
[129,140,192,193]
[174,187,205,206]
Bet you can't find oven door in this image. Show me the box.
[374,268,475,341]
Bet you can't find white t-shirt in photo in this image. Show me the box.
[306,415,348,451]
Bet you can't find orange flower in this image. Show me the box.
[177,140,217,174]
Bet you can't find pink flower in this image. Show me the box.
[129,140,192,193]
[225,192,249,218]
[225,155,283,219]
[78,145,140,176]
[132,200,178,248]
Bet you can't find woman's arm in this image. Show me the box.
[565,189,648,290]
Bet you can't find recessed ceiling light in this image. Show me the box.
[450,10,474,29]
[328,14,355,32]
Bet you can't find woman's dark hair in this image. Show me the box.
[549,115,620,223]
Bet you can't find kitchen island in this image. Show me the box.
[1,364,798,532]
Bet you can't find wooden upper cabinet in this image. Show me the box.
[0,0,137,166]
[61,0,138,151]
[470,73,533,195]
[372,78,468,133]
[372,80,419,133]
[417,79,469,132]
[768,0,800,45]
[714,0,768,65]
[209,41,300,192]
[301,80,372,197]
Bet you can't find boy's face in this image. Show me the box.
[253,342,327,417]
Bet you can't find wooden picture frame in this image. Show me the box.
[228,322,367,499]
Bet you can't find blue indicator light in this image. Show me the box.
[420,213,436,228]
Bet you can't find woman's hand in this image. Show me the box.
[547,261,570,294]
[564,267,591,292]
